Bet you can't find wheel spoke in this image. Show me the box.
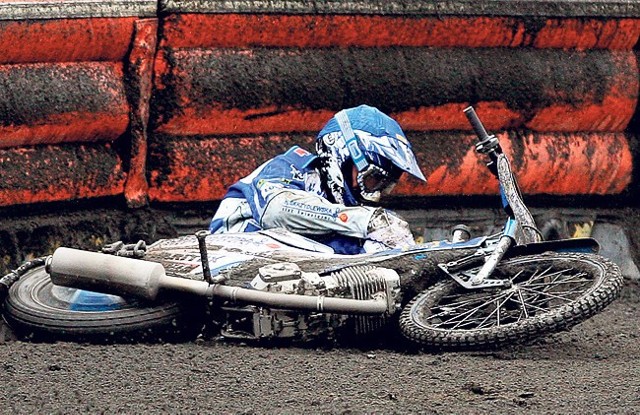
[520,267,567,285]
[518,285,579,303]
[438,295,489,309]
[521,272,590,302]
[429,293,506,328]
[526,282,591,298]
[426,296,490,320]
[508,296,549,312]
[509,268,526,282]
[515,267,591,308]
[528,271,587,288]
[430,291,516,331]
[429,301,489,328]
[525,277,591,288]
[516,289,530,318]
[475,291,517,329]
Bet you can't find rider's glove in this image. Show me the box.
[366,208,415,249]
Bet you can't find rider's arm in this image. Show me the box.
[260,189,377,238]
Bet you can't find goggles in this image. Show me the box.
[356,164,401,202]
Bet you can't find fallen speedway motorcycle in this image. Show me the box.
[0,107,623,350]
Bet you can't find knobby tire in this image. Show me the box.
[399,252,623,350]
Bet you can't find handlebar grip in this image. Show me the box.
[463,106,490,141]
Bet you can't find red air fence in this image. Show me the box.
[0,0,639,208]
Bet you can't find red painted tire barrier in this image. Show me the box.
[402,131,632,197]
[0,143,126,206]
[147,131,632,202]
[124,18,158,208]
[0,62,129,148]
[0,18,137,64]
[0,3,638,207]
[152,48,637,136]
[160,14,640,50]
[148,134,315,202]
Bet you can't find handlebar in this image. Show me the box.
[463,106,491,142]
[463,106,501,156]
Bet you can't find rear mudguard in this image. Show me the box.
[506,237,600,258]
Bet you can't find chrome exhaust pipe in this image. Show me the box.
[48,247,388,315]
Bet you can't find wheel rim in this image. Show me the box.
[30,274,141,312]
[414,256,602,332]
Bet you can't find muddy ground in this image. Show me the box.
[0,204,639,414]
[0,281,637,414]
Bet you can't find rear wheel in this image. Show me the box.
[3,265,204,343]
[399,252,623,349]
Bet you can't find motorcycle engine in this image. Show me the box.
[219,262,401,342]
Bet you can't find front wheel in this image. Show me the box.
[399,252,623,350]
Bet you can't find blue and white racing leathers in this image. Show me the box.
[209,146,379,254]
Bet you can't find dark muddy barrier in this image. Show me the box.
[1,0,639,273]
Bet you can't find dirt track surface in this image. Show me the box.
[0,281,637,415]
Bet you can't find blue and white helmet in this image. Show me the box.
[316,105,426,205]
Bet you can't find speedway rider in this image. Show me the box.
[209,105,427,254]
